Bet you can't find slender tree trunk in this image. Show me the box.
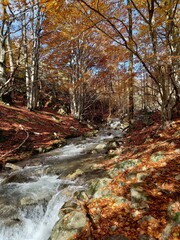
[22,8,31,109]
[22,0,41,110]
[128,0,134,123]
[6,32,15,96]
[0,38,6,90]
[0,0,7,97]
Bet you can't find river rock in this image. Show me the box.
[1,172,35,184]
[20,196,48,206]
[0,200,20,226]
[69,126,78,132]
[87,178,112,198]
[167,202,180,223]
[58,199,82,219]
[106,140,120,150]
[130,183,147,204]
[150,151,164,162]
[49,199,89,240]
[49,211,88,240]
[65,169,83,180]
[108,148,121,157]
[44,165,65,176]
[108,159,141,178]
[90,163,104,170]
[94,143,107,152]
[84,130,98,137]
[5,163,22,171]
[126,172,149,182]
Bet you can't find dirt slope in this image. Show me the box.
[0,102,89,166]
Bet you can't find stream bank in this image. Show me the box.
[0,101,91,166]
[0,117,179,240]
[0,119,125,240]
[48,119,180,240]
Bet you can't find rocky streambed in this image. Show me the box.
[0,119,125,240]
[0,119,179,240]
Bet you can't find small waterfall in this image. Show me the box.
[0,119,123,240]
[0,192,65,240]
[0,176,79,240]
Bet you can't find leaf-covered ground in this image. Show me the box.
[0,101,179,239]
[0,101,89,166]
[83,117,180,240]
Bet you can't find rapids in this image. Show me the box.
[0,120,123,240]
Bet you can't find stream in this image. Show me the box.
[0,119,123,240]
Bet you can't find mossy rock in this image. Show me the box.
[116,159,141,171]
[87,178,112,197]
[167,202,180,223]
[130,183,148,203]
[108,159,141,178]
[50,210,89,240]
[150,151,164,162]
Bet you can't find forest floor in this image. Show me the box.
[0,101,90,167]
[83,114,180,240]
[0,101,179,239]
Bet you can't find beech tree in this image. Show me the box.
[20,0,44,110]
[1,0,177,122]
[43,1,125,120]
[0,0,14,99]
[127,0,134,122]
[0,0,45,109]
[76,0,180,122]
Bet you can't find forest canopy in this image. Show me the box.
[0,0,179,123]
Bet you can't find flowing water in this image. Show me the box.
[0,120,123,240]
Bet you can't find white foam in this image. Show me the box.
[0,176,77,240]
[0,118,123,240]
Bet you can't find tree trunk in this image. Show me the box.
[22,0,41,110]
[0,38,6,91]
[128,0,134,123]
[0,0,7,97]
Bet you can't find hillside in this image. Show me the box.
[0,101,179,239]
[60,116,180,240]
[0,102,89,167]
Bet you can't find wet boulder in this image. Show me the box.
[5,163,22,171]
[65,169,83,180]
[106,140,120,151]
[1,171,36,184]
[107,118,123,130]
[84,130,98,138]
[20,196,48,206]
[0,198,20,226]
[94,143,107,153]
[49,199,90,240]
